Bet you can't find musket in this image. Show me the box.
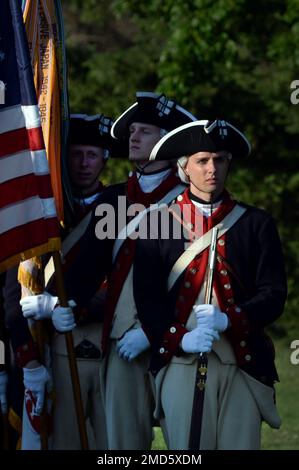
[188,226,218,451]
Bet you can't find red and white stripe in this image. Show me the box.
[0,103,60,269]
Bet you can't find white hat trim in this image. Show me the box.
[70,113,104,122]
[149,120,209,161]
[111,102,138,139]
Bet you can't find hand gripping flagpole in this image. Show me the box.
[52,251,89,450]
[188,225,218,451]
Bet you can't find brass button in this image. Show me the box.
[177,195,183,202]
[235,306,241,313]
[240,341,246,347]
[159,347,165,354]
[190,268,197,275]
[220,269,228,276]
[184,281,191,288]
[227,298,234,304]
[218,239,225,246]
[187,223,193,229]
[224,283,231,290]
[170,327,176,333]
[245,354,251,362]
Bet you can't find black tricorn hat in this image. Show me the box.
[69,114,128,159]
[111,91,197,139]
[150,119,251,161]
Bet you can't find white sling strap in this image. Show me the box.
[44,211,92,286]
[167,205,247,292]
[112,184,186,263]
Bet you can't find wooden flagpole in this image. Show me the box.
[52,251,89,449]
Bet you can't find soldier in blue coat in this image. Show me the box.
[133,119,287,449]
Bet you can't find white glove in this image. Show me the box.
[194,304,229,332]
[181,326,219,354]
[20,292,58,320]
[23,365,50,415]
[0,371,8,414]
[116,328,150,362]
[52,300,76,332]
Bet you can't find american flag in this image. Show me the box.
[0,0,61,273]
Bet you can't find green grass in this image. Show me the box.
[152,428,166,450]
[262,337,299,449]
[152,338,299,450]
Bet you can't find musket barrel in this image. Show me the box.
[204,227,219,304]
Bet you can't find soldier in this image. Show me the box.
[101,92,196,449]
[49,114,116,449]
[20,114,122,449]
[133,119,287,449]
[2,266,44,450]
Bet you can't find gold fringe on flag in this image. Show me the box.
[0,238,61,275]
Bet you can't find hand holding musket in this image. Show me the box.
[188,226,219,451]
